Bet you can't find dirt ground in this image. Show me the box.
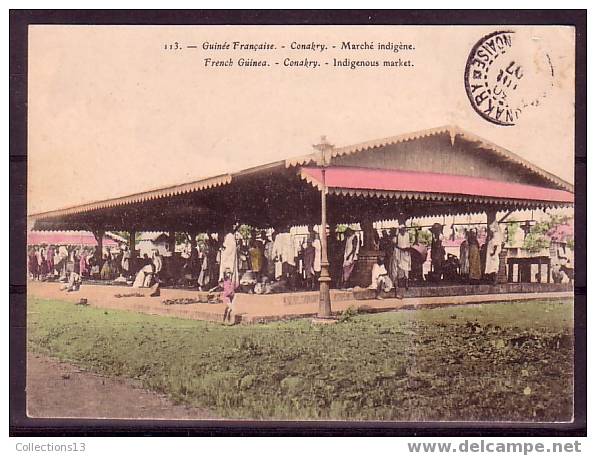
[26,353,219,419]
[27,280,573,324]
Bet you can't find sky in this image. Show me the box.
[27,25,575,215]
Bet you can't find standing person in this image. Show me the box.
[341,228,360,288]
[46,245,55,276]
[430,223,445,281]
[79,249,88,278]
[65,247,76,280]
[384,228,397,269]
[187,237,200,278]
[238,237,250,276]
[100,250,116,280]
[248,238,264,277]
[395,224,412,291]
[264,231,276,279]
[272,228,296,287]
[328,230,343,288]
[219,226,239,288]
[38,246,48,278]
[120,244,131,278]
[35,247,44,278]
[58,245,69,279]
[197,242,209,290]
[459,229,470,280]
[484,221,503,284]
[468,229,482,282]
[309,228,322,283]
[302,237,316,290]
[205,233,219,288]
[28,248,39,280]
[153,250,163,280]
[221,268,237,323]
[410,231,427,282]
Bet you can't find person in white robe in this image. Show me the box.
[484,221,503,282]
[342,228,360,287]
[132,264,155,288]
[152,250,163,283]
[312,232,322,275]
[218,230,239,288]
[396,226,411,279]
[120,244,130,276]
[272,231,296,282]
[369,257,393,298]
[459,230,470,277]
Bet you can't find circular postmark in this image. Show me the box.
[464,30,554,126]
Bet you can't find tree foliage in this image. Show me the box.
[522,214,573,254]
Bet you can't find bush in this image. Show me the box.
[338,306,359,323]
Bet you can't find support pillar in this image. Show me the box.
[168,230,176,255]
[318,174,332,318]
[92,228,105,269]
[314,136,333,319]
[486,209,497,228]
[351,215,381,288]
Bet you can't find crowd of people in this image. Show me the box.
[26,243,164,293]
[28,219,572,303]
[202,226,324,296]
[369,221,517,297]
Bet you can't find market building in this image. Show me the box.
[28,125,574,320]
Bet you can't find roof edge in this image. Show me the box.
[286,125,574,192]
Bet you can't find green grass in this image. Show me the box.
[27,297,574,421]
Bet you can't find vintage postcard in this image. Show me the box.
[17,15,582,430]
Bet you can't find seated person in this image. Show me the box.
[239,270,258,293]
[62,272,81,292]
[132,262,155,288]
[269,278,289,294]
[254,276,273,295]
[61,261,82,292]
[369,257,393,299]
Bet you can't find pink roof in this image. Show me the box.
[27,231,119,247]
[301,167,574,203]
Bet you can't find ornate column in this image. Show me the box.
[313,136,333,319]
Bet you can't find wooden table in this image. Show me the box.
[507,256,551,283]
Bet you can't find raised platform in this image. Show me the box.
[27,281,573,325]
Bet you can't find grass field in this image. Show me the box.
[27,297,574,421]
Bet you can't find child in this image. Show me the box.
[221,268,236,323]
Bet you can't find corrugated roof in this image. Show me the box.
[29,125,573,221]
[299,166,574,208]
[31,174,231,220]
[286,125,573,192]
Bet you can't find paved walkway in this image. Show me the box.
[27,281,573,324]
